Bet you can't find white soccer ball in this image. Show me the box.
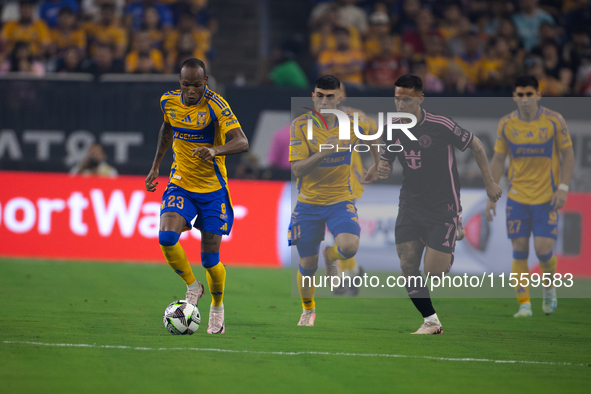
[163,300,201,335]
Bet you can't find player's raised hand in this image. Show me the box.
[378,159,392,179]
[551,189,567,210]
[361,165,379,184]
[485,182,502,203]
[192,146,216,161]
[485,199,496,222]
[145,169,159,192]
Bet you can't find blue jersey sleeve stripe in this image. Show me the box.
[207,94,227,109]
[160,98,172,114]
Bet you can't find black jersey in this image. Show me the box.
[381,109,473,219]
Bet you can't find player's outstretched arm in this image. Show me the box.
[485,150,507,221]
[469,136,502,203]
[377,159,393,179]
[291,135,338,178]
[193,127,249,161]
[552,145,575,210]
[145,121,173,192]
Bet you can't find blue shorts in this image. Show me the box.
[505,198,557,240]
[288,201,361,257]
[160,184,233,235]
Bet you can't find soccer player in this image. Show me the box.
[486,75,574,317]
[378,74,502,334]
[145,58,249,334]
[289,75,380,326]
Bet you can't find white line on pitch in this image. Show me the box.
[2,340,585,367]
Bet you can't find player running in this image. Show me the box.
[145,58,249,334]
[486,75,574,318]
[289,75,380,326]
[378,74,502,334]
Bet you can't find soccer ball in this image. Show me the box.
[163,300,201,335]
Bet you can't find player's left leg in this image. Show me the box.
[325,202,361,289]
[532,202,559,315]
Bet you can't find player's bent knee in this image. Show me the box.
[338,244,358,259]
[159,230,180,247]
[201,252,220,268]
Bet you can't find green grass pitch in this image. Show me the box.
[1,258,590,394]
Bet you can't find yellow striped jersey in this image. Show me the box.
[160,86,241,193]
[289,111,371,205]
[494,106,572,205]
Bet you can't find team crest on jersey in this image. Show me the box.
[170,108,177,119]
[539,128,548,140]
[196,111,207,126]
[512,129,519,138]
[453,126,461,136]
[419,135,432,148]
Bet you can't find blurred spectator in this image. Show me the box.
[365,34,408,87]
[125,29,163,73]
[84,2,127,59]
[424,34,450,79]
[309,5,362,58]
[124,0,173,31]
[0,40,45,75]
[364,11,401,60]
[496,19,525,63]
[512,0,555,51]
[81,0,126,21]
[446,17,474,57]
[539,40,572,89]
[70,143,118,177]
[411,60,444,93]
[310,0,369,36]
[573,49,591,95]
[260,43,309,88]
[391,0,422,34]
[438,3,463,43]
[49,7,85,57]
[484,0,515,36]
[39,0,79,28]
[563,26,591,74]
[141,5,165,49]
[55,46,83,72]
[454,29,485,86]
[480,37,511,88]
[164,12,210,61]
[526,55,566,96]
[317,26,365,86]
[134,51,158,73]
[1,0,50,57]
[81,42,124,77]
[402,8,438,55]
[171,0,218,33]
[166,31,204,73]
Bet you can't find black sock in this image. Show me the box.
[405,275,436,318]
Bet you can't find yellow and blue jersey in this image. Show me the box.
[160,86,241,194]
[494,106,572,205]
[289,111,371,205]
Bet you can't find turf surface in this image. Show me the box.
[0,258,590,394]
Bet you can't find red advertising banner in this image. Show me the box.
[0,172,284,267]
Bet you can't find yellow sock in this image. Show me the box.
[160,243,196,286]
[206,263,226,307]
[339,257,356,271]
[512,259,530,304]
[327,244,346,261]
[297,270,316,310]
[539,254,557,288]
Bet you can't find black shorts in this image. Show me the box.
[395,204,459,254]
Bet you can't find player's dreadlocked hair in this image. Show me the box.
[315,75,341,91]
[180,58,207,76]
[515,75,539,91]
[395,74,423,92]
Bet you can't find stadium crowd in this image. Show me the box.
[308,0,591,96]
[0,0,215,77]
